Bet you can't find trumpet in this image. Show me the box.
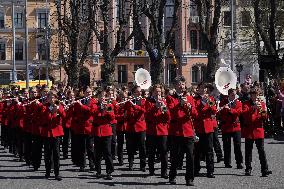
[255,98,266,116]
[154,96,168,114]
[202,95,215,107]
[101,98,113,112]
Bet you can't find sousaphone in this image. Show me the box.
[215,67,237,95]
[135,68,152,90]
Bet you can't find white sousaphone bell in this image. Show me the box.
[215,66,237,95]
[135,68,152,90]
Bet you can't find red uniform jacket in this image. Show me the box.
[145,97,170,136]
[40,103,65,138]
[124,98,147,133]
[115,97,127,132]
[93,102,115,137]
[241,100,267,139]
[218,98,242,134]
[194,95,217,134]
[71,98,96,135]
[14,101,27,130]
[23,99,38,134]
[0,101,4,123]
[64,106,73,129]
[166,94,197,137]
[8,102,17,128]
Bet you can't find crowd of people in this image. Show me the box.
[0,76,283,186]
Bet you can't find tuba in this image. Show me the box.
[135,68,152,90]
[215,67,237,95]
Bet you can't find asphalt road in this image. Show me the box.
[0,136,284,189]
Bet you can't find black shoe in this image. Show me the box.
[186,179,194,186]
[262,170,272,177]
[55,175,62,181]
[89,167,95,172]
[194,171,200,177]
[45,173,50,179]
[118,160,124,166]
[207,173,215,178]
[96,172,102,178]
[105,174,113,180]
[225,164,232,168]
[140,167,146,172]
[237,164,244,169]
[149,172,155,176]
[217,157,224,163]
[129,165,133,171]
[245,169,252,176]
[33,167,39,171]
[63,155,68,160]
[79,167,85,172]
[169,178,177,185]
[177,166,183,170]
[112,156,116,160]
[161,173,168,179]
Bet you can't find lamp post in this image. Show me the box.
[235,63,243,83]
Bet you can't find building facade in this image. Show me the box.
[0,0,208,87]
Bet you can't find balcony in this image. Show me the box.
[117,50,149,57]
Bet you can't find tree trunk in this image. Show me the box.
[101,56,115,86]
[150,57,164,85]
[68,62,79,88]
[206,40,219,82]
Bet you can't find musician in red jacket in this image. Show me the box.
[242,90,272,177]
[93,89,116,180]
[0,90,11,149]
[166,76,197,186]
[193,82,217,178]
[145,84,170,178]
[40,90,66,181]
[125,85,147,172]
[115,86,129,166]
[71,87,96,172]
[218,88,243,169]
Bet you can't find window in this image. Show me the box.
[15,41,23,60]
[223,11,231,26]
[80,0,88,21]
[37,12,48,29]
[38,43,46,60]
[134,34,142,50]
[199,32,208,50]
[241,11,250,27]
[239,0,251,6]
[134,65,144,71]
[276,11,284,26]
[0,12,4,28]
[15,12,23,28]
[190,30,198,50]
[192,66,198,83]
[0,43,5,60]
[201,66,206,82]
[190,1,198,17]
[166,6,174,18]
[169,64,177,83]
[118,65,127,84]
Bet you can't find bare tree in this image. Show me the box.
[192,0,222,82]
[91,0,135,85]
[132,0,181,84]
[55,0,94,87]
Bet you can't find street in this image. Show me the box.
[0,136,284,189]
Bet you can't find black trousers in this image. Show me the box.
[169,136,194,181]
[111,124,117,158]
[76,134,95,169]
[126,131,146,169]
[32,135,43,169]
[16,128,25,159]
[147,135,168,175]
[245,138,269,173]
[94,136,114,174]
[44,137,60,176]
[222,131,243,166]
[70,131,79,166]
[213,127,223,159]
[62,127,70,158]
[23,132,33,165]
[8,127,17,154]
[194,133,214,174]
[1,125,8,148]
[117,131,125,163]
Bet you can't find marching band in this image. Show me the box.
[0,72,277,186]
